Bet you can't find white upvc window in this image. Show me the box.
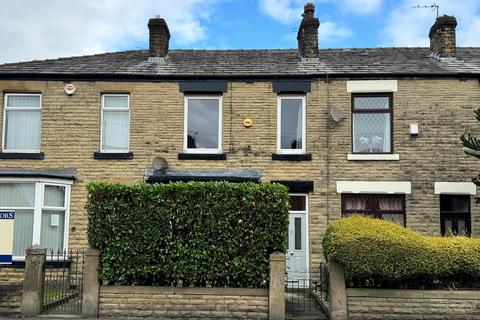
[0,178,72,260]
[3,93,42,153]
[100,94,130,153]
[184,95,222,154]
[277,95,306,154]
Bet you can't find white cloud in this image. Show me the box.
[0,0,218,64]
[319,21,353,42]
[261,0,353,46]
[381,0,480,47]
[258,0,304,25]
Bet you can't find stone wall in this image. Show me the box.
[346,288,480,320]
[0,281,22,316]
[98,286,268,319]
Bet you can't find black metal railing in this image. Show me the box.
[43,248,84,314]
[285,265,328,316]
[319,262,329,310]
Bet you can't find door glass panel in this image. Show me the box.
[294,217,302,250]
[289,195,306,211]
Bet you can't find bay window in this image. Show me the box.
[0,180,71,259]
[342,194,405,226]
[352,93,392,154]
[3,93,42,152]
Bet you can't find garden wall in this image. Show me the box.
[346,288,480,320]
[0,281,22,316]
[98,286,269,319]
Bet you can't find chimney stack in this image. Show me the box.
[429,15,457,59]
[148,16,170,61]
[297,3,320,59]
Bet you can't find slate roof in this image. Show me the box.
[0,47,479,78]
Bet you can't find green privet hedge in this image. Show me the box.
[87,181,289,287]
[323,216,480,282]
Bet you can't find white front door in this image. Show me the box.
[286,194,308,283]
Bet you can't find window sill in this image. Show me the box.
[0,152,44,160]
[178,153,227,160]
[347,154,399,161]
[93,152,133,160]
[272,153,312,161]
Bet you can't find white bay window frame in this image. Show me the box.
[100,94,130,153]
[277,95,306,154]
[0,178,72,261]
[2,93,42,153]
[183,95,223,154]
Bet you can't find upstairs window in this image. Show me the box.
[277,96,306,154]
[101,94,130,152]
[342,194,405,226]
[440,195,471,236]
[352,93,392,154]
[184,95,222,154]
[3,94,42,152]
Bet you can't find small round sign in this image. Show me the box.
[64,83,76,95]
[243,118,253,128]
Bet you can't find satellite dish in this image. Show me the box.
[152,157,168,171]
[329,107,343,122]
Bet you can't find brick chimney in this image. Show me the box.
[148,16,170,61]
[297,3,320,59]
[429,15,457,59]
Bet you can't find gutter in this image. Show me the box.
[0,72,479,82]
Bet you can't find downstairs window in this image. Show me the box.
[342,194,405,226]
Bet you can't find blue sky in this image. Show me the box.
[0,0,479,64]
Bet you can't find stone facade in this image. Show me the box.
[347,288,480,320]
[0,77,479,281]
[0,282,22,316]
[98,286,268,319]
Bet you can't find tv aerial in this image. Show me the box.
[412,2,440,18]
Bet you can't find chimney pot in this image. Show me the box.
[297,3,320,59]
[148,17,170,59]
[429,15,457,59]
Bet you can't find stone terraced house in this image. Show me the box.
[0,3,480,286]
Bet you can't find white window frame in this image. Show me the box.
[277,95,306,154]
[2,93,42,153]
[100,94,130,153]
[0,177,72,261]
[183,95,223,154]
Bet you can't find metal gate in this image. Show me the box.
[42,249,84,315]
[285,262,329,318]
